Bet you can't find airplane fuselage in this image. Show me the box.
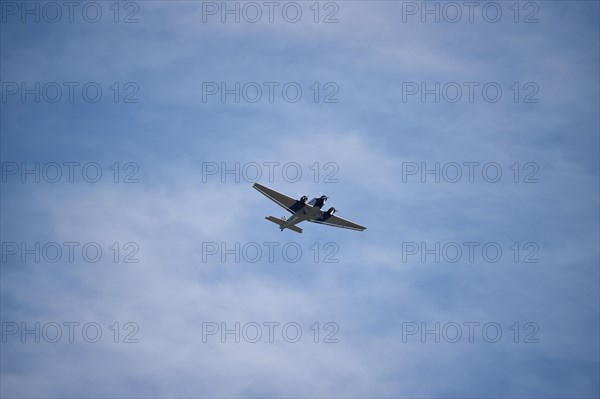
[280,201,324,231]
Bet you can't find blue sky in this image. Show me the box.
[1,1,599,397]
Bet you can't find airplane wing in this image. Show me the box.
[253,183,306,214]
[308,212,367,231]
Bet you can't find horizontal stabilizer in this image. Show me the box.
[265,216,302,233]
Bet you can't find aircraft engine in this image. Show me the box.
[300,195,308,203]
[326,207,336,216]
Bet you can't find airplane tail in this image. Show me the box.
[265,216,303,233]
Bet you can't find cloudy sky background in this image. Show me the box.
[1,1,599,397]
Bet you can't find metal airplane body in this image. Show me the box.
[253,183,366,233]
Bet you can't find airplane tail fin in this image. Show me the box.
[265,216,303,233]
